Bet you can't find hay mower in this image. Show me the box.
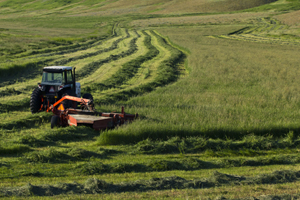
[30,66,138,130]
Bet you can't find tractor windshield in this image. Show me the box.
[41,72,65,85]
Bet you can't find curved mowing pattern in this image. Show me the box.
[213,17,300,46]
[90,30,185,104]
[0,31,126,88]
[0,27,185,131]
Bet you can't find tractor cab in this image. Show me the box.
[40,66,75,94]
[41,66,74,85]
[30,66,81,113]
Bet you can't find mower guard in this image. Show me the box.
[50,95,138,130]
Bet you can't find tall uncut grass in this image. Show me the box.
[98,25,300,145]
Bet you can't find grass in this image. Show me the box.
[245,0,300,12]
[1,0,300,199]
[1,169,300,197]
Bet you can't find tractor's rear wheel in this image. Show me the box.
[82,93,93,100]
[30,87,42,114]
[51,115,60,129]
[82,93,94,110]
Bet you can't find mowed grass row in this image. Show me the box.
[215,17,300,45]
[88,30,161,101]
[92,30,185,105]
[0,26,124,88]
[95,24,300,145]
[79,31,147,88]
[0,28,134,111]
[93,30,172,100]
[1,125,300,180]
[1,130,300,199]
[0,34,113,78]
[1,168,300,199]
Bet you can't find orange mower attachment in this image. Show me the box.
[50,95,138,130]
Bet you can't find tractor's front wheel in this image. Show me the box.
[30,87,42,114]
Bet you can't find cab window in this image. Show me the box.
[66,71,73,83]
[42,72,63,84]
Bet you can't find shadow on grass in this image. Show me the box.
[98,125,300,145]
[16,126,102,149]
[2,170,300,197]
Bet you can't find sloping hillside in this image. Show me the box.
[1,0,300,199]
[0,0,278,16]
[275,10,300,27]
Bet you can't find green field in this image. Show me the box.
[1,0,300,199]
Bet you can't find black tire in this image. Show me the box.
[82,93,93,100]
[30,87,42,114]
[51,115,60,129]
[81,93,94,110]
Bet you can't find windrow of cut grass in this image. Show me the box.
[53,35,124,67]
[12,35,106,59]
[0,21,116,82]
[214,17,300,46]
[0,35,119,89]
[1,170,300,197]
[78,30,147,88]
[50,27,127,66]
[91,29,173,101]
[2,141,300,179]
[0,37,119,83]
[78,154,300,173]
[76,30,139,80]
[0,28,126,90]
[0,32,102,59]
[0,111,50,131]
[83,30,159,97]
[0,98,30,113]
[0,125,98,155]
[92,30,185,104]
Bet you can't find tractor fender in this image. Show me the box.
[75,82,81,97]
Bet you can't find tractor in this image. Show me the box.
[30,66,91,113]
[30,66,137,130]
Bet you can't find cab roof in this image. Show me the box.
[43,66,73,72]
